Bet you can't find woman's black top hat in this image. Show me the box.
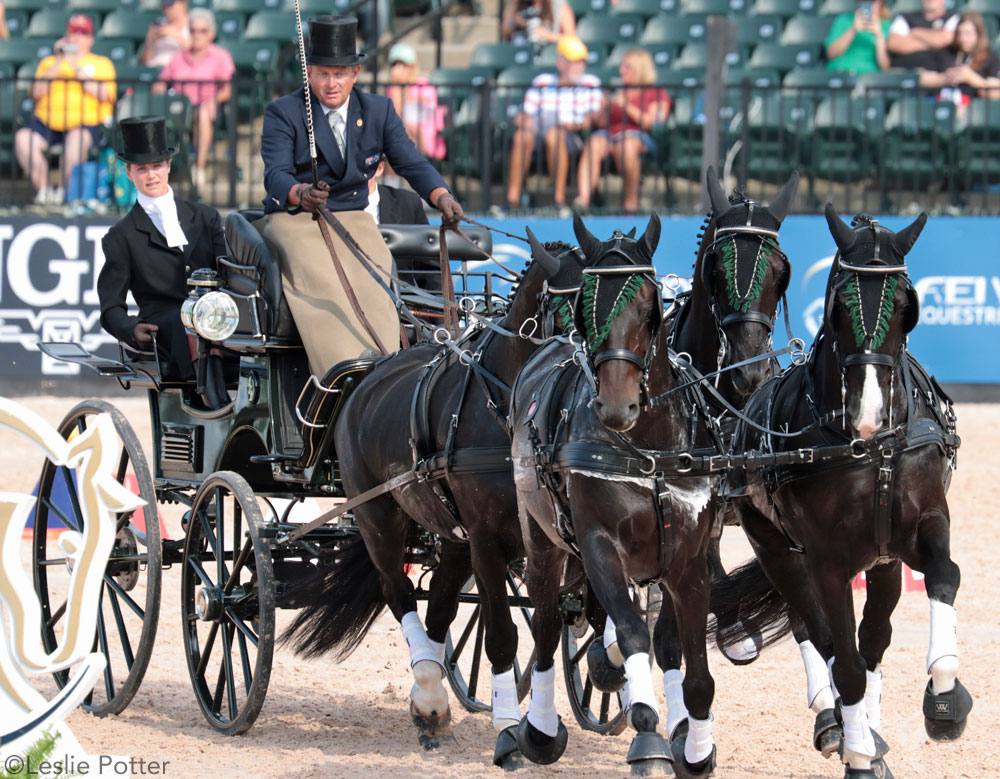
[116,115,177,164]
[307,15,367,67]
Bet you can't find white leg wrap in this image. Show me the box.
[927,600,959,693]
[683,713,715,765]
[800,640,834,713]
[622,653,659,725]
[663,668,689,738]
[526,664,559,738]
[604,618,624,667]
[827,657,840,702]
[841,700,876,761]
[401,611,445,672]
[722,620,759,663]
[864,667,882,729]
[429,637,446,667]
[491,668,522,731]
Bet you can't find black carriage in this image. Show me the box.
[33,213,637,736]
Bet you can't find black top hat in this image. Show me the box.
[116,116,177,164]
[307,16,367,67]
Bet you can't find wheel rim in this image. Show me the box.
[443,568,535,713]
[32,400,161,716]
[181,472,274,735]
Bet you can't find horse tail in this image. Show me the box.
[280,532,387,660]
[708,558,798,651]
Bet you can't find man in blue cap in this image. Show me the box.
[258,15,463,376]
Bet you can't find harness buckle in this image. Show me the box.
[709,454,731,471]
[639,453,657,475]
[676,453,693,473]
[799,448,815,464]
[519,317,539,339]
[850,439,868,458]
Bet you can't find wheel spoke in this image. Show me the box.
[45,600,67,632]
[196,621,221,679]
[215,487,226,585]
[221,621,238,720]
[41,493,79,534]
[236,628,252,694]
[580,674,594,710]
[58,466,85,532]
[96,596,115,701]
[199,509,220,562]
[450,604,481,662]
[598,691,612,724]
[115,446,129,484]
[571,631,595,666]
[467,614,485,701]
[186,555,215,593]
[224,607,259,648]
[104,574,145,620]
[223,539,253,595]
[105,584,135,669]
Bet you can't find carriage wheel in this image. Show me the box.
[180,471,275,735]
[444,567,536,713]
[32,399,161,716]
[561,579,661,736]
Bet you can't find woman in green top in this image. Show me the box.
[824,0,892,73]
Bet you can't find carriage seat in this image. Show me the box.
[221,210,300,340]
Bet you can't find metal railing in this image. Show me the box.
[2,74,999,216]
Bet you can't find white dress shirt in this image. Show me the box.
[136,186,188,249]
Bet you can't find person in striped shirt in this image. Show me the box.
[505,35,603,214]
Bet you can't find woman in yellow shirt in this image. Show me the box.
[14,14,116,204]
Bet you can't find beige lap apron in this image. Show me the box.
[258,210,399,376]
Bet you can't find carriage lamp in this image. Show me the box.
[181,269,240,342]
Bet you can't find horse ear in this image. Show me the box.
[639,212,661,259]
[705,166,730,217]
[572,211,603,261]
[768,170,799,223]
[525,226,561,278]
[625,227,637,238]
[892,211,927,257]
[824,202,855,253]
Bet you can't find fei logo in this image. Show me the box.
[0,398,144,775]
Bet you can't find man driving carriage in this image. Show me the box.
[98,115,230,410]
[257,15,465,376]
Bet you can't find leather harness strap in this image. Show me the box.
[438,224,460,335]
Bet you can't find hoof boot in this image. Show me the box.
[515,716,568,765]
[493,725,524,771]
[628,732,673,777]
[670,728,716,778]
[410,701,454,749]
[813,708,843,757]
[923,678,973,741]
[587,641,627,692]
[871,756,893,779]
[716,618,762,666]
[844,768,878,778]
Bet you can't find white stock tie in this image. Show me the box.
[329,111,346,157]
[151,201,187,249]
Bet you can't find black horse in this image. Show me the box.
[716,206,969,776]
[509,177,795,776]
[281,231,590,763]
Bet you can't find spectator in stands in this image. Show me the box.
[14,15,116,205]
[385,42,446,161]
[503,0,576,50]
[574,48,670,214]
[0,2,9,40]
[505,35,603,214]
[825,0,891,74]
[154,9,235,191]
[99,115,229,408]
[888,0,959,71]
[140,0,191,69]
[918,12,1000,112]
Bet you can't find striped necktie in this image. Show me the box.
[329,110,345,156]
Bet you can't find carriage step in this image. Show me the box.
[249,454,301,464]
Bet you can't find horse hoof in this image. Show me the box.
[515,716,568,765]
[670,729,716,778]
[493,725,524,771]
[716,619,762,666]
[587,640,627,692]
[844,768,878,778]
[627,732,673,777]
[410,700,454,745]
[871,756,894,779]
[417,730,458,751]
[923,678,973,741]
[813,708,843,758]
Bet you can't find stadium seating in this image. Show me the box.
[817,0,854,15]
[748,42,820,73]
[956,99,1000,188]
[4,10,30,36]
[245,11,301,43]
[67,0,136,18]
[3,0,67,12]
[100,11,161,42]
[91,38,135,66]
[779,15,833,44]
[736,13,784,46]
[568,0,614,18]
[471,43,534,73]
[613,0,678,19]
[781,66,854,90]
[607,42,678,69]
[738,91,814,182]
[640,13,709,46]
[0,39,55,68]
[674,41,746,69]
[24,9,80,38]
[536,42,608,67]
[684,0,747,16]
[809,94,883,182]
[429,65,494,104]
[577,12,644,45]
[882,97,957,192]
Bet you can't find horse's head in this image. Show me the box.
[695,167,796,403]
[525,229,588,338]
[571,212,662,432]
[823,204,924,440]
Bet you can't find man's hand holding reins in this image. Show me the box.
[292,180,331,214]
[433,190,464,230]
[133,322,158,350]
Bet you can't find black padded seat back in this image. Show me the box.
[378,224,492,260]
[223,210,298,339]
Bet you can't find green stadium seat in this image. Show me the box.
[818,0,855,15]
[25,9,82,38]
[496,64,548,87]
[782,66,854,89]
[245,11,300,43]
[4,10,30,36]
[889,0,928,12]
[214,11,246,41]
[568,0,614,17]
[91,38,135,65]
[779,15,833,45]
[536,42,608,67]
[748,42,820,73]
[219,39,280,78]
[882,96,957,191]
[751,0,819,16]
[659,90,745,180]
[613,0,679,19]
[736,14,783,45]
[726,66,782,88]
[471,43,534,73]
[809,94,883,182]
[283,0,347,12]
[4,0,65,12]
[0,39,54,68]
[956,99,1000,187]
[657,66,703,90]
[674,42,746,69]
[218,0,282,11]
[587,65,619,84]
[856,69,920,111]
[67,0,137,18]
[100,11,161,42]
[737,91,813,182]
[684,0,747,15]
[607,42,678,70]
[578,12,644,45]
[428,65,494,104]
[641,13,709,45]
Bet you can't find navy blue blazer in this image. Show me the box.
[261,86,449,215]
